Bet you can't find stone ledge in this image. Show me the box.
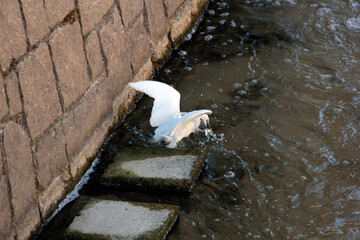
[101,147,207,192]
[66,199,180,240]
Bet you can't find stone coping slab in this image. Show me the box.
[66,199,180,240]
[101,147,207,192]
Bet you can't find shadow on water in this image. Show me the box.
[38,0,360,239]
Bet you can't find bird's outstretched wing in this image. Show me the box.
[169,110,212,137]
[129,81,181,127]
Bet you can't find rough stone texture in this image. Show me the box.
[0,149,15,240]
[4,122,40,240]
[0,0,27,71]
[122,155,198,179]
[102,147,207,191]
[36,128,68,191]
[50,22,90,109]
[144,0,169,62]
[118,0,143,30]
[77,0,114,35]
[39,173,70,219]
[44,0,74,28]
[164,0,185,18]
[99,7,132,94]
[62,73,113,176]
[129,16,151,74]
[170,2,193,45]
[21,0,50,45]
[5,73,22,117]
[85,32,104,80]
[0,75,8,121]
[36,125,70,218]
[66,199,179,239]
[144,0,167,44]
[18,43,62,139]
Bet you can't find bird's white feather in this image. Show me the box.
[129,81,181,127]
[129,80,212,148]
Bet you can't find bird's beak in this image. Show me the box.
[206,121,211,128]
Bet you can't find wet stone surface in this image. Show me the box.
[66,199,180,240]
[101,147,207,192]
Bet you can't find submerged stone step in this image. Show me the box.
[101,147,207,192]
[66,199,180,240]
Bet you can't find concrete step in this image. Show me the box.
[66,199,180,240]
[101,147,207,192]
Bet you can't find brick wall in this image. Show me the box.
[0,0,208,239]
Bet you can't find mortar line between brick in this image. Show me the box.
[17,0,31,51]
[47,43,65,114]
[0,127,18,240]
[14,69,44,223]
[97,31,109,77]
[142,0,151,35]
[161,0,169,18]
[64,144,73,178]
[74,0,94,82]
[114,0,125,27]
[29,141,44,221]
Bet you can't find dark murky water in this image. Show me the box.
[38,0,360,239]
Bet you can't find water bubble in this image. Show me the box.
[178,50,187,56]
[202,61,208,66]
[164,68,171,74]
[239,90,247,95]
[224,171,235,179]
[207,26,216,31]
[204,35,213,41]
[346,17,360,30]
[220,12,229,17]
[208,9,215,15]
[184,67,192,71]
[206,82,211,87]
[300,176,307,181]
[219,19,226,25]
[211,103,217,109]
[316,8,331,16]
[230,20,236,27]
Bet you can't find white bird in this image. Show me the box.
[129,80,212,148]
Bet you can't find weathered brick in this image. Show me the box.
[170,2,192,45]
[0,147,15,240]
[4,122,40,240]
[144,0,167,45]
[99,7,132,94]
[44,0,74,28]
[129,16,150,74]
[0,75,8,121]
[61,73,113,176]
[164,0,184,18]
[18,43,62,139]
[78,0,114,35]
[5,73,22,116]
[118,0,143,29]
[0,179,14,240]
[36,127,69,218]
[36,128,68,191]
[21,0,49,45]
[0,0,27,70]
[50,22,90,109]
[85,32,104,80]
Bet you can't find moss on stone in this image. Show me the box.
[101,147,207,192]
[65,199,180,240]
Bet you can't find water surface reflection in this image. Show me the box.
[153,0,360,238]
